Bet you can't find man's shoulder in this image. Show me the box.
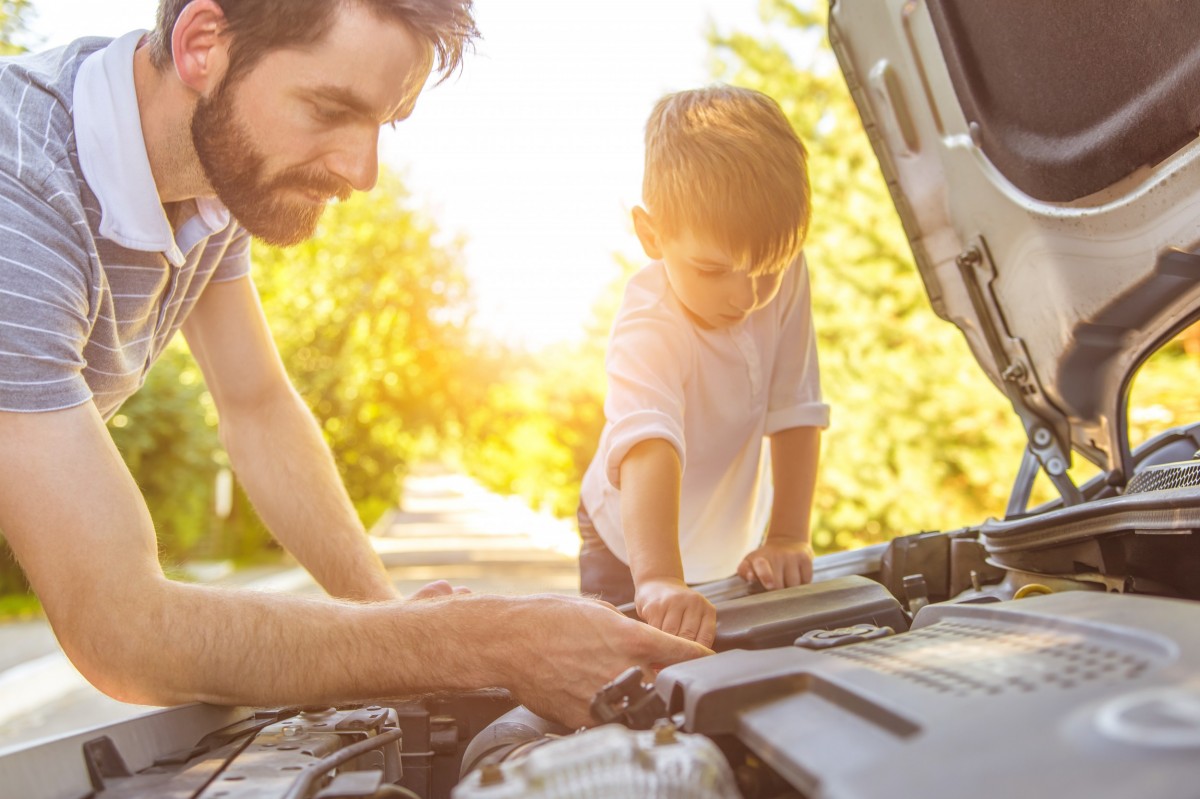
[0,38,109,189]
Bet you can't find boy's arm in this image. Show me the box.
[738,426,821,590]
[620,439,717,647]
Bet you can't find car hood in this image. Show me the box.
[829,0,1200,485]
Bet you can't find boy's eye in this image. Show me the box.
[313,105,349,124]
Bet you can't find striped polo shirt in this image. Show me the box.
[0,30,251,420]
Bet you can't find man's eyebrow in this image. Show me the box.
[307,85,407,125]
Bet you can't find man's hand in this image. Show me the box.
[500,594,711,728]
[406,580,470,600]
[737,538,814,591]
[633,578,717,648]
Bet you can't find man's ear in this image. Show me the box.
[631,206,664,261]
[171,0,231,95]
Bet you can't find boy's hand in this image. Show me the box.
[634,578,717,648]
[737,538,814,591]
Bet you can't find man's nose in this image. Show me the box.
[326,128,380,193]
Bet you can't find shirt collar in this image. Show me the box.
[73,30,231,267]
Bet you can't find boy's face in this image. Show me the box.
[633,208,785,330]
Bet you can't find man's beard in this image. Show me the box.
[190,80,352,247]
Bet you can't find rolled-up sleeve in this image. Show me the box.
[765,254,830,435]
[601,292,693,488]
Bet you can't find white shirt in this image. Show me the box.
[580,256,830,583]
[75,30,232,265]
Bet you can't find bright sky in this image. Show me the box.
[24,1,773,348]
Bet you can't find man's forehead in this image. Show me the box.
[254,9,432,124]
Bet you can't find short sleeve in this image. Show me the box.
[600,280,694,488]
[0,173,94,413]
[208,225,252,283]
[765,253,831,435]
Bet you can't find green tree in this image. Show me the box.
[252,172,473,528]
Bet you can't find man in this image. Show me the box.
[0,0,708,729]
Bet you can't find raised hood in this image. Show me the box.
[829,0,1200,496]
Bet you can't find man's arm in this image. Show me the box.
[181,276,397,601]
[0,404,707,727]
[620,438,717,647]
[738,426,821,589]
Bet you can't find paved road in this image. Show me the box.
[0,470,581,752]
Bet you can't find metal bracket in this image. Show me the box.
[83,736,132,791]
[957,241,1082,509]
[590,667,667,729]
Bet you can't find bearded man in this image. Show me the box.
[0,0,707,729]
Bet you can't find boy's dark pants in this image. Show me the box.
[577,502,637,607]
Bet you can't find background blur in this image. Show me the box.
[3,0,1199,615]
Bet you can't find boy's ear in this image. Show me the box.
[631,206,664,261]
[172,0,231,95]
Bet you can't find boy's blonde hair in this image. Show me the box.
[643,85,810,275]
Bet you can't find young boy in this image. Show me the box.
[578,85,829,648]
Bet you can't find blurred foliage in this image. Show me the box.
[0,0,30,55]
[252,172,472,529]
[1128,324,1200,447]
[451,254,636,519]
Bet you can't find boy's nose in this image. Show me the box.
[731,275,756,311]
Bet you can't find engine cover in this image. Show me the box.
[654,591,1200,798]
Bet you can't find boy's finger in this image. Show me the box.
[801,557,814,584]
[784,559,802,588]
[753,556,776,590]
[678,606,705,643]
[660,605,685,639]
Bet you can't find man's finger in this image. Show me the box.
[697,608,717,649]
[644,629,714,668]
[408,580,453,600]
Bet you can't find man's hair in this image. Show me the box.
[149,0,478,84]
[643,85,811,275]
